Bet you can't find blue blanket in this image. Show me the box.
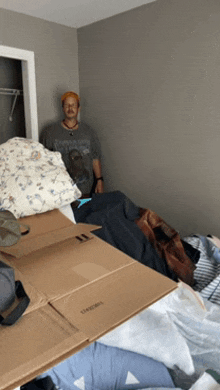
[39,342,174,390]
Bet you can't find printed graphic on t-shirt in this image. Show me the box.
[68,148,90,184]
[54,139,91,185]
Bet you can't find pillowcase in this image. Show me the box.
[183,235,219,291]
[0,137,81,218]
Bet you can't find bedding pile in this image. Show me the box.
[37,282,220,390]
[0,137,81,218]
[100,281,220,377]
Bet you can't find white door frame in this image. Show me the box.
[0,45,38,141]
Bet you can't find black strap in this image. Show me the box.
[0,280,30,326]
[20,223,30,236]
[21,376,57,390]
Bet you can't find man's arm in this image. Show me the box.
[93,159,104,193]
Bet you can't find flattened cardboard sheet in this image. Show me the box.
[7,233,135,302]
[52,262,177,341]
[0,304,88,390]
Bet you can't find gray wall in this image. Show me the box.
[0,8,79,134]
[78,0,220,236]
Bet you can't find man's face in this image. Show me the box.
[63,96,79,120]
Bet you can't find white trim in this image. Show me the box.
[0,45,39,141]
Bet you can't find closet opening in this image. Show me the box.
[0,58,26,144]
[0,45,38,144]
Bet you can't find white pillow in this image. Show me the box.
[0,137,81,218]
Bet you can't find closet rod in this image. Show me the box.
[0,87,23,95]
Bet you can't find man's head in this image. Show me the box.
[61,91,80,120]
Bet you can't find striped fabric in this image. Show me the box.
[183,235,220,305]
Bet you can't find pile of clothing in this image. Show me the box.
[74,191,200,286]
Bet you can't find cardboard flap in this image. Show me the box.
[0,224,100,258]
[52,262,177,341]
[0,304,89,390]
[0,208,100,257]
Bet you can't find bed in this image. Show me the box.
[1,137,220,390]
[44,202,220,390]
[36,281,220,390]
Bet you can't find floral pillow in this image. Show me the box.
[0,137,81,218]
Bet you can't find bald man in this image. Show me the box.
[40,91,104,197]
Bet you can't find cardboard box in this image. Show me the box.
[0,209,177,390]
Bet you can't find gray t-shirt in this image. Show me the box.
[40,121,101,195]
